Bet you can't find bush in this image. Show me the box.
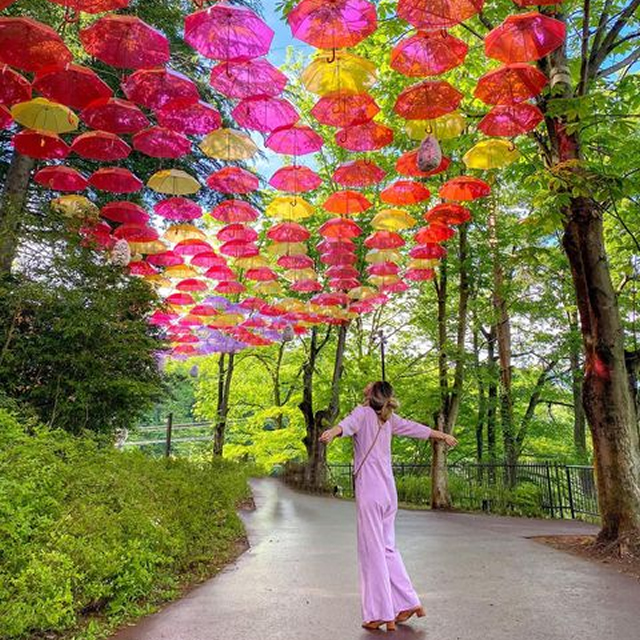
[0,409,252,639]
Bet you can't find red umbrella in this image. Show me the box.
[425,203,471,225]
[318,238,356,253]
[266,125,323,155]
[291,279,322,293]
[380,180,431,205]
[207,167,259,194]
[269,166,322,192]
[394,80,463,120]
[210,58,287,99]
[211,200,260,223]
[246,268,278,281]
[474,64,548,105]
[122,68,199,110]
[364,231,405,249]
[320,251,358,268]
[0,1,16,8]
[14,130,69,159]
[0,67,31,106]
[278,254,314,269]
[205,264,235,279]
[132,127,191,159]
[80,221,113,249]
[101,201,149,224]
[166,293,194,306]
[154,198,202,222]
[34,166,88,192]
[368,262,400,276]
[0,106,12,129]
[485,12,566,63]
[217,223,258,243]
[311,91,379,127]
[439,177,491,201]
[391,31,468,77]
[398,0,484,30]
[327,265,359,279]
[267,222,310,243]
[216,281,246,294]
[336,120,393,151]
[113,224,158,242]
[156,99,221,135]
[396,150,450,177]
[0,17,72,72]
[129,261,158,277]
[478,103,544,137]
[333,159,385,187]
[79,15,170,69]
[71,131,131,161]
[324,190,372,215]
[88,167,143,193]
[191,251,226,268]
[81,98,148,134]
[405,268,435,282]
[49,0,130,12]
[329,278,360,291]
[176,279,208,293]
[319,217,362,239]
[220,240,259,258]
[410,244,447,259]
[33,64,112,111]
[415,224,455,243]
[232,95,299,133]
[175,239,213,256]
[312,292,350,307]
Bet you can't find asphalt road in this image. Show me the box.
[111,477,640,640]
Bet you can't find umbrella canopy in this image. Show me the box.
[485,12,566,63]
[0,17,72,72]
[371,209,417,231]
[398,0,484,30]
[311,91,379,127]
[396,149,450,177]
[52,194,99,220]
[267,222,310,243]
[266,195,314,221]
[207,167,259,194]
[404,112,466,141]
[89,167,143,193]
[191,252,226,268]
[301,50,376,95]
[211,200,260,223]
[324,190,372,215]
[132,126,191,158]
[174,240,213,257]
[101,201,149,224]
[35,166,88,192]
[474,64,548,105]
[232,95,299,133]
[394,80,463,120]
[425,203,471,225]
[266,125,323,155]
[220,241,259,259]
[156,99,221,135]
[391,30,468,77]
[365,231,405,250]
[122,68,199,110]
[70,131,131,161]
[410,244,447,259]
[80,15,170,69]
[380,180,431,205]
[199,128,257,160]
[0,67,31,107]
[333,159,385,187]
[405,268,435,282]
[12,98,78,133]
[81,98,148,134]
[463,139,520,169]
[319,217,362,239]
[288,0,377,49]
[34,64,112,110]
[148,169,200,195]
[154,198,202,222]
[336,119,393,151]
[114,224,158,242]
[439,176,491,201]
[269,166,322,192]
[164,224,207,243]
[14,130,69,159]
[209,58,287,99]
[415,224,455,243]
[217,223,258,244]
[477,103,544,137]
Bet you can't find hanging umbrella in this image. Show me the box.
[319,217,362,239]
[288,0,377,49]
[154,198,201,222]
[380,180,431,205]
[391,30,468,77]
[164,224,207,243]
[220,241,259,258]
[394,80,463,120]
[70,131,131,161]
[101,201,149,224]
[166,292,195,306]
[35,166,88,192]
[278,254,314,270]
[324,190,372,215]
[14,130,69,159]
[485,12,566,63]
[301,50,376,95]
[209,58,287,99]
[333,159,385,187]
[267,222,310,243]
[411,244,447,259]
[478,103,544,137]
[474,64,548,105]
[156,98,221,135]
[0,67,31,107]
[207,167,259,194]
[191,251,226,268]
[365,231,405,249]
[371,209,417,231]
[211,200,260,223]
[366,248,402,264]
[398,0,484,30]
[122,68,199,111]
[367,262,400,276]
[269,166,321,193]
[81,98,148,134]
[463,139,520,169]
[404,112,466,141]
[199,128,257,160]
[265,125,323,155]
[246,267,278,282]
[0,105,13,129]
[232,95,299,133]
[266,195,314,221]
[415,224,455,243]
[0,17,72,72]
[49,0,130,12]
[291,279,322,293]
[174,241,213,258]
[310,91,379,127]
[439,177,491,201]
[148,169,200,195]
[396,149,450,177]
[80,220,114,248]
[425,203,471,225]
[185,4,274,61]
[268,241,308,257]
[318,237,356,253]
[52,194,99,220]
[165,263,200,277]
[12,98,78,134]
[132,126,191,158]
[405,268,435,282]
[129,261,158,277]
[335,120,393,151]
[321,248,356,265]
[79,15,170,69]
[89,167,143,193]
[114,224,158,242]
[217,223,258,244]
[327,265,359,280]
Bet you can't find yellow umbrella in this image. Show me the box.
[302,50,377,95]
[405,112,466,141]
[283,267,316,282]
[208,313,244,328]
[234,255,269,269]
[12,97,78,133]
[348,286,377,300]
[148,169,200,195]
[163,224,207,243]
[365,248,402,264]
[164,264,199,279]
[144,274,172,288]
[408,258,440,270]
[463,139,520,170]
[267,242,308,257]
[253,280,283,295]
[128,240,168,255]
[266,195,314,221]
[200,128,257,160]
[369,274,400,287]
[371,208,417,231]
[280,298,307,312]
[51,195,98,220]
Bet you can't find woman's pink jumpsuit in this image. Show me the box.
[339,405,432,623]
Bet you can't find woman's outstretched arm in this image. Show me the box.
[319,406,363,444]
[392,415,458,447]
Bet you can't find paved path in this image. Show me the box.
[112,478,640,640]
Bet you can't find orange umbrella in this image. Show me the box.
[333,160,386,187]
[425,203,471,225]
[439,177,490,201]
[415,224,455,243]
[396,150,450,177]
[324,190,372,215]
[394,80,463,120]
[311,91,379,127]
[474,64,548,105]
[398,0,484,30]
[335,120,393,151]
[380,180,431,205]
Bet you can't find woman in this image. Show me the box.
[320,381,458,632]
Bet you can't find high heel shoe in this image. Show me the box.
[395,606,426,623]
[362,620,397,631]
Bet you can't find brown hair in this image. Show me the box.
[365,381,399,423]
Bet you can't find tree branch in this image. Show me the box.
[597,46,640,78]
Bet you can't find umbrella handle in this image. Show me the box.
[326,48,337,64]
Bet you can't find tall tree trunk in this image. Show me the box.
[273,342,285,429]
[0,152,34,275]
[487,325,498,483]
[569,311,588,459]
[213,353,235,456]
[473,325,486,463]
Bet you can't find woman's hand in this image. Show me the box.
[443,433,458,448]
[319,426,341,445]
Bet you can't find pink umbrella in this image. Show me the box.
[14,130,69,159]
[278,254,314,269]
[88,167,143,193]
[405,268,435,281]
[211,200,260,223]
[269,166,322,192]
[215,281,246,294]
[113,224,158,242]
[210,58,287,99]
[267,222,310,243]
[154,198,202,221]
[81,98,148,134]
[335,120,393,151]
[391,30,468,77]
[71,131,131,161]
[246,267,278,282]
[191,251,226,268]
[122,67,200,110]
[327,265,359,279]
[364,231,405,249]
[34,166,88,192]
[394,80,463,120]
[477,103,544,137]
[185,4,274,61]
[232,95,299,133]
[410,244,447,259]
[311,91,379,127]
[291,279,322,293]
[0,66,31,107]
[217,223,258,243]
[132,126,191,158]
[205,264,235,279]
[220,240,259,258]
[156,98,221,135]
[318,238,356,253]
[129,261,158,277]
[333,159,385,187]
[33,64,112,111]
[101,201,149,224]
[265,125,323,155]
[175,239,213,256]
[207,167,259,194]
